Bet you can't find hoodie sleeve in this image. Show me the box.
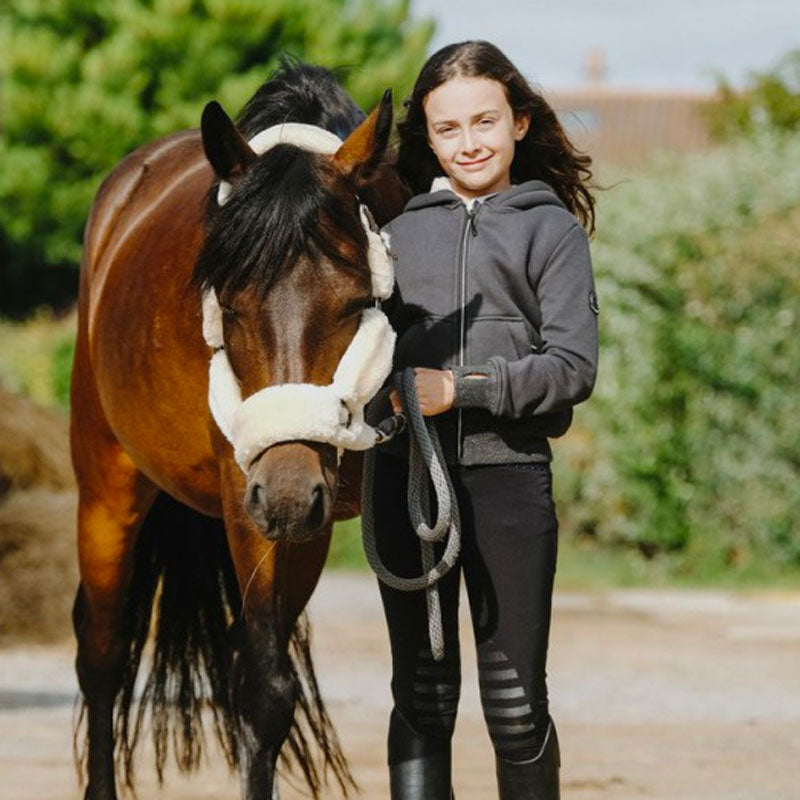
[452,223,599,418]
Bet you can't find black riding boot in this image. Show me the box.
[495,717,561,800]
[388,708,454,799]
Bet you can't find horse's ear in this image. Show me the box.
[333,89,393,186]
[201,100,256,180]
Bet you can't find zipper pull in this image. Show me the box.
[468,207,478,236]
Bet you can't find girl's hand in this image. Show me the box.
[389,367,455,417]
[413,368,454,416]
[388,369,455,416]
[389,369,484,416]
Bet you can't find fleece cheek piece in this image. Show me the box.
[359,203,394,301]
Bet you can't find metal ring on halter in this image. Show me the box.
[374,412,406,444]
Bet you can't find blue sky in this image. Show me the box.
[411,0,799,90]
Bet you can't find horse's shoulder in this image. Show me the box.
[84,130,206,277]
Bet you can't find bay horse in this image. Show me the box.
[70,61,406,800]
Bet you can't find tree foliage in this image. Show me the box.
[707,48,800,139]
[0,0,434,316]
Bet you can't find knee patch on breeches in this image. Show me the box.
[396,646,460,741]
[478,646,550,760]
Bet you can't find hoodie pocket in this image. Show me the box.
[466,316,533,364]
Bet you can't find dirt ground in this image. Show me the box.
[2,572,799,800]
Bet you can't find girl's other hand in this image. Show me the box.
[389,388,403,415]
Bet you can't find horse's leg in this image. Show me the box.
[71,349,158,799]
[220,461,333,799]
[73,460,158,799]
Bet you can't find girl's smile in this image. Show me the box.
[423,76,529,199]
[458,153,494,168]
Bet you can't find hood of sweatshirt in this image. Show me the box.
[402,178,568,213]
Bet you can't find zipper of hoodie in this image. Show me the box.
[456,204,478,461]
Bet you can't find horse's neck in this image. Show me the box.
[362,165,410,227]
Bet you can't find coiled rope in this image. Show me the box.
[361,367,461,661]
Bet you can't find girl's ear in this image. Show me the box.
[333,89,393,186]
[201,101,256,180]
[514,113,531,141]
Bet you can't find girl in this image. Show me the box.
[372,40,599,799]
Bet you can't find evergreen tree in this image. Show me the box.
[0,0,434,316]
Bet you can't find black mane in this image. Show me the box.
[193,59,367,299]
[237,59,365,140]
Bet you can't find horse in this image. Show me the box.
[69,60,407,800]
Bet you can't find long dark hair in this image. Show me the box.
[396,40,596,234]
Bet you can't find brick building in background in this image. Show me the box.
[544,49,716,166]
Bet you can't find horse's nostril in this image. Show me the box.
[244,473,329,537]
[307,483,328,531]
[244,481,270,532]
[247,482,266,513]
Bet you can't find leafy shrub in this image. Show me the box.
[52,336,76,408]
[556,129,800,574]
[0,310,77,407]
[706,48,800,138]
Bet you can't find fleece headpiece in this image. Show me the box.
[203,122,395,471]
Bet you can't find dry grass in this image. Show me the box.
[0,386,74,493]
[0,387,78,643]
[0,489,78,643]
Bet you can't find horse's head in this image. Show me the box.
[195,92,399,540]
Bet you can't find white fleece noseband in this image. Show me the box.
[203,123,395,471]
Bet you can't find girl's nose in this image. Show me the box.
[460,129,479,156]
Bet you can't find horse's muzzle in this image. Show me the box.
[243,442,336,539]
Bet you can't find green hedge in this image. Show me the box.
[555,129,800,575]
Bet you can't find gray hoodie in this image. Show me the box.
[379,179,599,465]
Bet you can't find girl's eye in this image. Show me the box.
[436,126,456,137]
[478,118,495,127]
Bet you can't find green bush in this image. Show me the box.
[555,128,800,576]
[0,311,77,407]
[329,517,368,569]
[51,335,76,408]
[0,0,434,316]
[707,48,800,138]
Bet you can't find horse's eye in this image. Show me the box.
[342,296,373,318]
[220,304,242,322]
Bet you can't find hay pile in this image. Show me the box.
[0,387,78,643]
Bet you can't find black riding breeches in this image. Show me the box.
[371,451,559,764]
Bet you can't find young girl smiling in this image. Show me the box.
[371,40,599,799]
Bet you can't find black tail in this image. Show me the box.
[75,491,353,797]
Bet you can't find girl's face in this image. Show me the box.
[423,76,530,200]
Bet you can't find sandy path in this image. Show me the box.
[2,573,799,799]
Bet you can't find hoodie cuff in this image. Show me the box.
[452,362,500,412]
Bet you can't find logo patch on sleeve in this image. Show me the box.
[589,290,600,314]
